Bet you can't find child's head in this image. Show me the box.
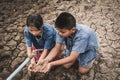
[26,14,43,36]
[55,12,76,37]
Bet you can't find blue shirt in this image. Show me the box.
[24,23,56,52]
[56,23,99,67]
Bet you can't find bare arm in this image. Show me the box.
[39,49,48,60]
[45,44,62,62]
[27,47,36,64]
[37,49,48,64]
[27,47,32,57]
[50,52,80,66]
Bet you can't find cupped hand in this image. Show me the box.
[40,63,53,73]
[33,59,48,72]
[28,63,36,72]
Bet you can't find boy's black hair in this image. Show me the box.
[55,12,76,30]
[26,14,43,30]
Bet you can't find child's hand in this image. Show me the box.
[33,60,44,72]
[41,63,53,73]
[28,63,36,72]
[34,59,49,72]
[37,59,45,65]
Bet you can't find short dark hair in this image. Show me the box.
[55,12,76,30]
[26,14,43,30]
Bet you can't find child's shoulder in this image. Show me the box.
[43,23,53,28]
[76,23,93,33]
[43,23,54,30]
[43,23,56,33]
[75,23,94,38]
[76,23,90,29]
[24,26,29,32]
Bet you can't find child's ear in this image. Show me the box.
[71,27,76,33]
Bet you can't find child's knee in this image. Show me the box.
[78,66,89,74]
[78,59,95,74]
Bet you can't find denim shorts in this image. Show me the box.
[65,48,98,67]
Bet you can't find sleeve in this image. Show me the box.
[72,33,89,54]
[24,27,32,47]
[56,31,64,44]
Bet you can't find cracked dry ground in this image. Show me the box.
[0,0,120,80]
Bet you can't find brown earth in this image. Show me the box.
[0,0,120,80]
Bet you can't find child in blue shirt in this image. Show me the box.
[24,14,57,72]
[41,12,99,74]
